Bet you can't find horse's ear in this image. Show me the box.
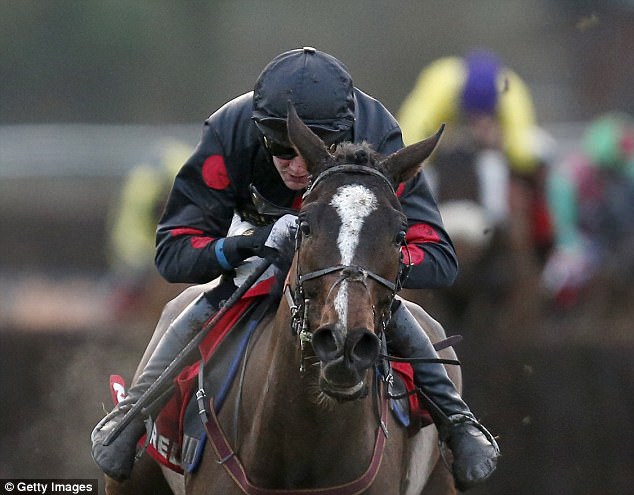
[286,101,332,175]
[383,124,445,184]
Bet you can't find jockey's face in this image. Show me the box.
[466,112,503,150]
[272,155,310,190]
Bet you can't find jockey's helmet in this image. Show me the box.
[583,112,634,173]
[460,49,502,116]
[252,47,355,147]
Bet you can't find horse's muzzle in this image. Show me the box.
[312,326,380,401]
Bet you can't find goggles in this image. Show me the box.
[263,136,298,160]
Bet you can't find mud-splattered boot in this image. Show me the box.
[387,301,500,491]
[91,292,216,480]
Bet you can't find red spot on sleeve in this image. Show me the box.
[202,155,230,190]
[170,227,204,237]
[169,227,215,249]
[401,223,440,266]
[402,245,424,266]
[191,237,214,249]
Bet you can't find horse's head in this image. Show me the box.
[285,103,442,402]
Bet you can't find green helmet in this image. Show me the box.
[583,112,634,174]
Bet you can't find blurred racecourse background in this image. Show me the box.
[1,2,633,494]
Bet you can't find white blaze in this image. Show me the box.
[329,185,378,327]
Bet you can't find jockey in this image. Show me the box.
[91,47,499,491]
[398,48,537,175]
[106,139,192,318]
[542,112,634,307]
[397,49,551,251]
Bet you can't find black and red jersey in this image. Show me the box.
[155,89,457,289]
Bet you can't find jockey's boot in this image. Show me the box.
[387,301,500,491]
[91,291,217,480]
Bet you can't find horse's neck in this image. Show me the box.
[240,304,378,480]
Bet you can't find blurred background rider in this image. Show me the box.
[398,49,552,262]
[397,50,554,327]
[106,140,193,323]
[542,111,634,309]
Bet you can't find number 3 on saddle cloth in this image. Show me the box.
[107,278,432,475]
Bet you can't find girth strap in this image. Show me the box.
[203,389,389,495]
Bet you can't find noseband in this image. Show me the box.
[284,165,408,367]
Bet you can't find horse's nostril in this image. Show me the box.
[348,329,380,369]
[312,327,340,362]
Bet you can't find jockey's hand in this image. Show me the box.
[222,223,275,266]
[221,214,297,266]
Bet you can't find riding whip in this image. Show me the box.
[101,257,274,446]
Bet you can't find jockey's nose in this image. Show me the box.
[288,156,308,173]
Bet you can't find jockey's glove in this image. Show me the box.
[220,214,298,268]
[221,223,275,267]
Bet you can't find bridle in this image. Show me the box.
[203,165,424,495]
[283,164,410,368]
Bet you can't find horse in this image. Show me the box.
[402,133,543,333]
[104,105,461,495]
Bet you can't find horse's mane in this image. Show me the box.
[330,141,388,176]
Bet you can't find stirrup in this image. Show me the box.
[437,414,500,472]
[448,414,499,445]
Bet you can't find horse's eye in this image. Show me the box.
[300,220,311,237]
[395,230,406,245]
